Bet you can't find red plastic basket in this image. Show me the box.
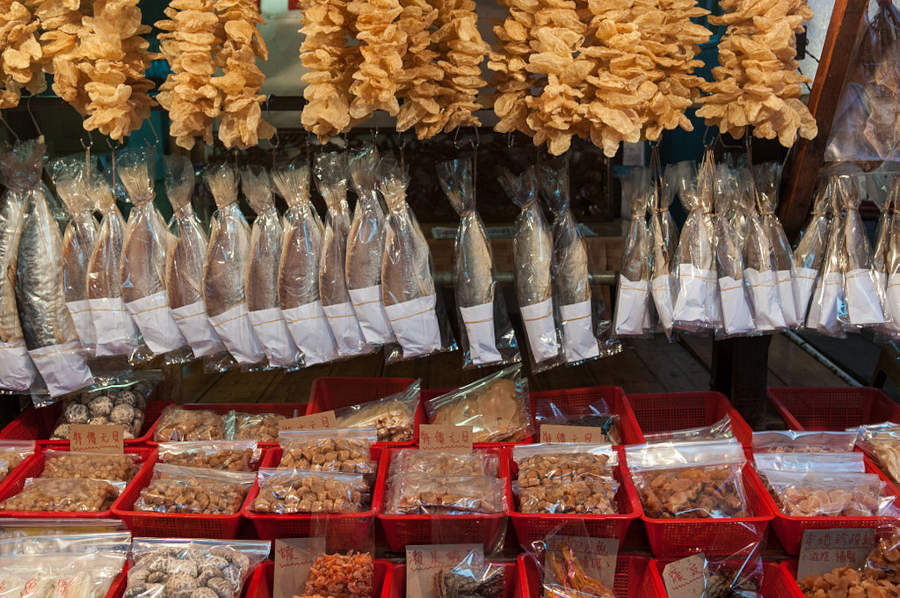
[517,553,659,598]
[149,403,308,446]
[377,447,511,553]
[0,400,173,448]
[420,389,535,449]
[530,386,643,446]
[626,392,753,446]
[242,447,382,548]
[649,561,804,598]
[104,566,128,598]
[388,562,515,598]
[245,559,391,598]
[507,447,641,548]
[0,450,41,497]
[768,387,900,431]
[0,447,155,519]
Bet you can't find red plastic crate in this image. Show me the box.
[420,388,535,449]
[150,403,308,446]
[388,562,515,598]
[507,447,641,548]
[649,561,804,598]
[0,400,173,448]
[626,392,753,446]
[242,447,382,548]
[0,447,156,519]
[245,560,391,598]
[530,386,643,446]
[768,387,900,431]
[377,447,511,553]
[517,553,659,598]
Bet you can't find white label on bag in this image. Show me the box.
[845,268,886,326]
[459,301,502,365]
[384,294,441,359]
[282,301,338,365]
[792,267,818,325]
[520,298,559,364]
[777,270,800,327]
[28,341,93,398]
[89,297,138,357]
[614,276,649,336]
[744,268,787,331]
[348,285,395,344]
[248,307,298,367]
[674,264,717,326]
[650,273,675,333]
[66,299,95,350]
[0,339,35,391]
[718,276,755,335]
[323,301,368,356]
[208,302,265,364]
[559,300,599,363]
[809,272,844,334]
[125,291,186,355]
[171,301,226,358]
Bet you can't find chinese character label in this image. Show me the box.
[663,554,706,598]
[406,544,483,598]
[69,424,124,453]
[539,425,603,444]
[274,537,326,598]
[419,425,473,453]
[798,529,876,580]
[279,411,337,431]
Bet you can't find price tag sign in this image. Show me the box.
[279,411,337,431]
[798,528,876,580]
[69,424,124,453]
[406,544,483,598]
[540,425,606,444]
[419,424,473,452]
[545,536,617,591]
[274,537,327,598]
[662,554,706,598]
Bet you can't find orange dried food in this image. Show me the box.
[636,465,748,519]
[800,534,900,597]
[394,0,442,137]
[0,0,46,110]
[487,0,537,137]
[347,0,406,122]
[296,552,374,598]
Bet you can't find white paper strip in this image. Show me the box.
[28,341,93,398]
[615,276,650,336]
[126,291,186,355]
[776,270,800,327]
[745,268,786,331]
[171,301,226,358]
[650,274,675,333]
[792,267,818,325]
[282,300,338,366]
[459,301,502,365]
[384,294,442,359]
[845,268,886,326]
[208,302,265,364]
[718,276,755,335]
[248,307,298,367]
[0,339,36,391]
[89,297,139,357]
[348,285,395,344]
[66,299,95,351]
[323,301,368,356]
[520,298,559,364]
[807,272,844,335]
[559,300,599,363]
[674,264,717,326]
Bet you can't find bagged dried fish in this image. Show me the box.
[164,155,226,358]
[614,169,652,337]
[119,146,187,356]
[881,177,900,337]
[202,163,265,365]
[242,166,299,368]
[650,161,681,338]
[503,165,561,370]
[840,173,887,328]
[714,165,755,336]
[806,181,846,337]
[792,178,832,325]
[275,163,338,366]
[316,152,370,357]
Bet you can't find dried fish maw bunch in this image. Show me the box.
[31,0,89,112]
[488,0,536,137]
[347,0,405,121]
[156,0,221,149]
[394,0,441,137]
[213,0,274,149]
[0,0,45,110]
[697,0,817,147]
[298,0,356,141]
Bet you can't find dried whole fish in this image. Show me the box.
[840,173,886,327]
[714,164,754,336]
[806,179,846,337]
[614,169,652,337]
[792,179,832,323]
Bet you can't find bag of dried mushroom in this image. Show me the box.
[154,406,226,442]
[0,441,34,481]
[511,443,619,515]
[134,464,254,515]
[625,439,750,519]
[332,380,420,442]
[855,422,900,485]
[277,428,376,476]
[157,441,260,472]
[252,468,371,514]
[51,373,157,441]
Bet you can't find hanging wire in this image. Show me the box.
[81,133,93,180]
[25,95,42,138]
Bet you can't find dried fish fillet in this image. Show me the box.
[614,172,652,338]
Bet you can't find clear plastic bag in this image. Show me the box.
[226,410,289,443]
[0,520,127,542]
[793,178,832,325]
[435,548,505,598]
[643,414,734,444]
[855,422,900,484]
[51,372,157,440]
[714,165,755,337]
[806,180,846,337]
[839,173,887,328]
[333,379,419,442]
[753,451,865,474]
[384,473,505,515]
[426,364,531,443]
[387,449,500,478]
[883,177,900,338]
[872,176,897,338]
[41,450,141,481]
[301,551,375,598]
[752,430,857,453]
[625,440,749,519]
[253,468,370,513]
[0,441,34,480]
[534,530,616,598]
[695,541,764,598]
[135,463,254,514]
[0,477,123,512]
[439,156,520,368]
[278,428,376,475]
[158,440,260,471]
[650,163,678,339]
[242,166,299,368]
[763,471,894,517]
[503,164,562,370]
[154,406,227,441]
[614,176,653,338]
[533,398,620,444]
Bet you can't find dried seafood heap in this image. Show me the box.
[31,0,89,113]
[0,0,45,110]
[488,0,535,137]
[394,0,440,136]
[697,0,818,146]
[347,0,405,122]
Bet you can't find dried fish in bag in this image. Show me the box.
[164,155,226,358]
[86,171,140,357]
[649,160,680,338]
[614,168,652,337]
[806,181,846,337]
[840,172,887,327]
[11,138,93,398]
[275,163,338,366]
[316,152,369,357]
[346,145,395,345]
[0,141,37,391]
[884,177,900,337]
[439,157,520,368]
[792,178,832,324]
[673,148,720,332]
[202,163,265,365]
[242,166,299,368]
[380,161,444,361]
[502,165,561,370]
[119,146,187,356]
[49,155,98,353]
[872,176,897,337]
[714,165,755,336]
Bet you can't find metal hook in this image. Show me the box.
[81,133,93,181]
[146,118,161,148]
[452,126,462,150]
[471,125,480,151]
[25,95,41,138]
[506,133,514,149]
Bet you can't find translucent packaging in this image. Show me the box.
[134,463,254,514]
[51,373,157,441]
[253,468,370,513]
[0,441,35,480]
[793,178,832,325]
[533,398,620,443]
[302,551,374,598]
[715,165,755,336]
[614,176,653,337]
[839,173,887,328]
[158,440,260,471]
[333,379,420,442]
[226,410,288,443]
[642,414,734,444]
[752,430,857,453]
[753,452,865,474]
[277,428,376,475]
[41,450,141,481]
[806,179,846,337]
[650,164,680,338]
[154,406,226,441]
[763,471,893,517]
[387,449,500,478]
[855,422,900,484]
[434,548,505,598]
[0,478,123,512]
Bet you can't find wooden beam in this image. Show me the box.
[778,0,868,238]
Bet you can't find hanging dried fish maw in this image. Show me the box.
[0,140,37,391]
[49,154,98,353]
[502,165,560,370]
[380,161,442,361]
[164,154,225,358]
[346,145,395,345]
[316,152,370,357]
[275,163,338,366]
[0,0,46,111]
[118,147,186,356]
[86,171,140,357]
[34,0,89,114]
[242,166,298,368]
[614,170,652,337]
[347,0,405,122]
[202,163,265,364]
[714,164,754,336]
[394,0,441,138]
[11,138,92,398]
[840,173,886,327]
[488,0,537,138]
[792,178,831,324]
